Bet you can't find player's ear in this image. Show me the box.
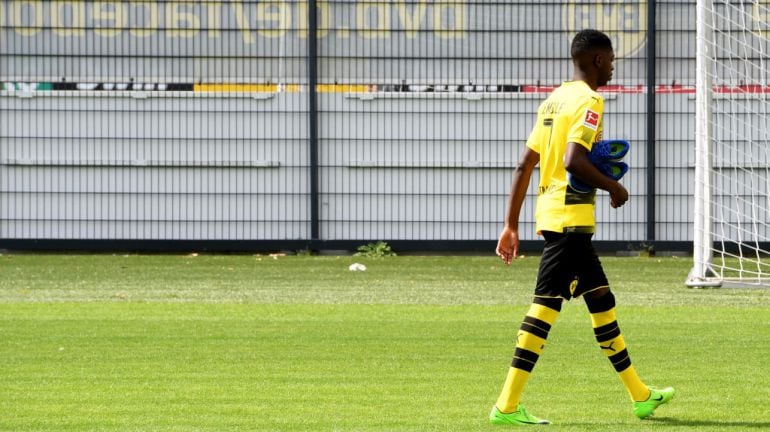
[593,52,605,69]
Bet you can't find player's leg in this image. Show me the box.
[584,288,648,400]
[490,231,569,425]
[583,288,674,418]
[490,296,562,425]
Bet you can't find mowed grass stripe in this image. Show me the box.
[1,255,768,307]
[2,302,769,431]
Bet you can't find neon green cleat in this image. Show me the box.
[489,405,550,425]
[633,387,675,419]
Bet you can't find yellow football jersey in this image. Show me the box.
[526,80,604,234]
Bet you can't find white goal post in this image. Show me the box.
[687,0,770,288]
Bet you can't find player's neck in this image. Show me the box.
[572,71,599,91]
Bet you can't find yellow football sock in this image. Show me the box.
[496,301,560,412]
[591,309,650,402]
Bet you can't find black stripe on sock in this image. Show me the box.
[613,356,632,372]
[609,349,632,372]
[520,322,549,339]
[511,356,536,372]
[533,296,563,312]
[523,315,552,333]
[593,322,621,343]
[514,347,540,364]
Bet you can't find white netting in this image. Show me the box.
[690,0,770,287]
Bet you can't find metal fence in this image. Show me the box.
[0,1,712,252]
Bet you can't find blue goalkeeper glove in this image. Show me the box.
[568,140,630,194]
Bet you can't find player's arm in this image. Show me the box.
[564,142,628,208]
[497,147,539,264]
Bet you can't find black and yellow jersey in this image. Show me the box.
[526,80,604,234]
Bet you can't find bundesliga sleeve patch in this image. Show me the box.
[583,109,600,130]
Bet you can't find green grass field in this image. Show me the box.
[1,253,769,431]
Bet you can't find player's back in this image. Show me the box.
[526,81,604,233]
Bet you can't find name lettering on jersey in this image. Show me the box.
[540,101,565,115]
[539,184,558,195]
[583,109,600,130]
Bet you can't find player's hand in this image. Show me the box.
[610,182,629,208]
[496,226,520,265]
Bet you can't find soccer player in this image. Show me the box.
[489,29,674,425]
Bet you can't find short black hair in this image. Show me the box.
[571,29,613,59]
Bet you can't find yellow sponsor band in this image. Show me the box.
[316,84,371,93]
[193,84,371,93]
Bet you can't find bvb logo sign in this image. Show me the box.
[563,1,648,58]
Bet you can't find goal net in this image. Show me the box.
[687,0,770,288]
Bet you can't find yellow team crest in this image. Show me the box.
[569,278,579,296]
[563,1,648,59]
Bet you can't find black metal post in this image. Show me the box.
[646,0,657,242]
[307,0,320,241]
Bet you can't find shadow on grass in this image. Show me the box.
[646,417,770,428]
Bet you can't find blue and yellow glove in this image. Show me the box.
[568,139,630,194]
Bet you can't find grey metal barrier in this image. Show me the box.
[0,1,707,252]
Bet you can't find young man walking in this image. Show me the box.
[489,29,674,425]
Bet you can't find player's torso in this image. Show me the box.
[532,82,603,233]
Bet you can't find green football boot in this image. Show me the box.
[489,404,550,425]
[633,387,675,419]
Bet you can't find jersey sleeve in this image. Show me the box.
[566,96,604,151]
[525,123,541,154]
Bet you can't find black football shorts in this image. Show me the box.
[535,231,609,300]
